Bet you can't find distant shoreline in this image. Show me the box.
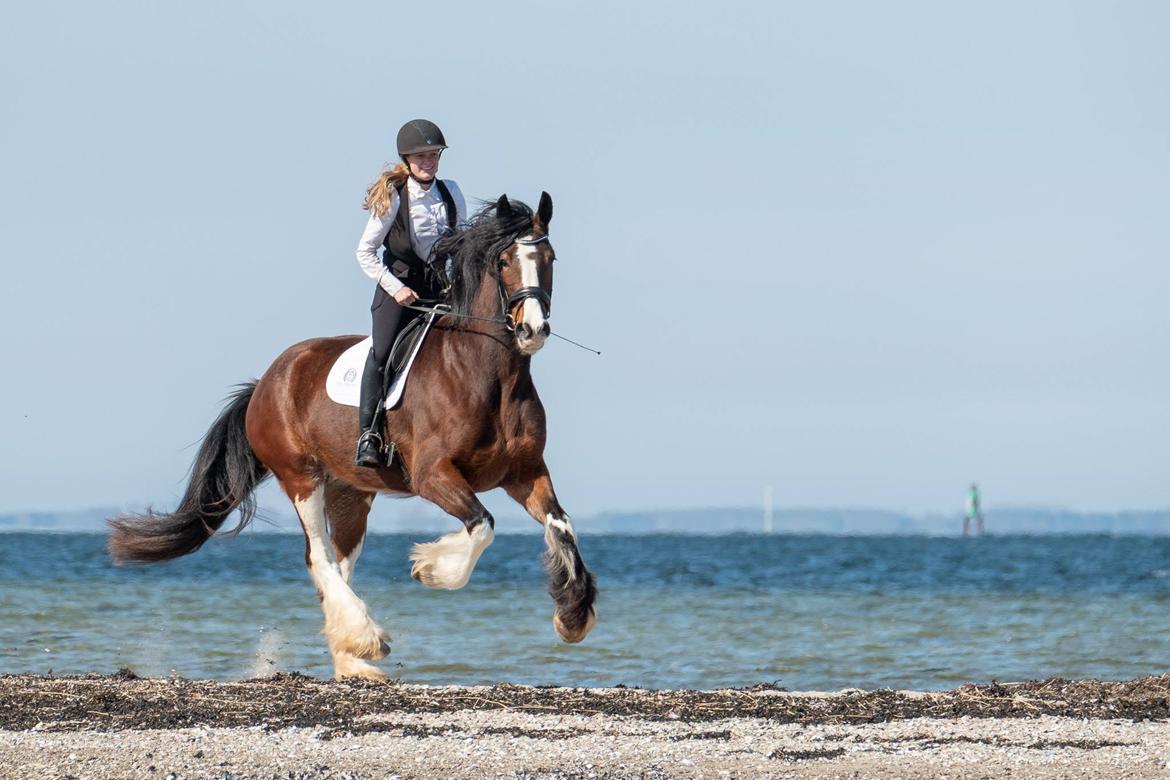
[4,505,1170,535]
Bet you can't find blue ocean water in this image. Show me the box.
[1,532,1168,691]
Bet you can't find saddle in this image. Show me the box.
[324,304,447,410]
[387,315,426,375]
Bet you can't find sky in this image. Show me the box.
[0,1,1167,520]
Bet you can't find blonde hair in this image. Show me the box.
[362,162,410,217]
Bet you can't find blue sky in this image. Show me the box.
[1,1,1166,518]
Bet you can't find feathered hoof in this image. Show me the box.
[358,625,392,660]
[410,555,458,590]
[328,621,390,660]
[553,607,597,644]
[333,652,389,681]
[408,526,493,590]
[365,633,392,661]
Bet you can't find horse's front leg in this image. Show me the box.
[408,460,495,589]
[505,468,598,643]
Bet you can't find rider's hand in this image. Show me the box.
[393,287,419,306]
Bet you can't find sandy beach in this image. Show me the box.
[2,674,1169,779]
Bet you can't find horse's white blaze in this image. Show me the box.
[294,486,388,663]
[516,238,548,350]
[410,521,494,590]
[544,513,577,583]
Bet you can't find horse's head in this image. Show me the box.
[496,192,555,355]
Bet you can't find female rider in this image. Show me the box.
[354,119,467,467]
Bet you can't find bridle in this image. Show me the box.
[497,234,552,333]
[409,231,599,354]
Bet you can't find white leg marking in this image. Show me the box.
[332,650,387,681]
[338,536,364,584]
[410,521,495,590]
[546,515,575,536]
[295,487,389,664]
[544,513,577,583]
[336,493,371,584]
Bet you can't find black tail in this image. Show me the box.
[108,382,269,564]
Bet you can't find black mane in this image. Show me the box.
[432,199,535,321]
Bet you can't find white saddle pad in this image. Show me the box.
[325,310,440,410]
[325,337,373,408]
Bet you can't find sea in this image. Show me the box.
[2,532,1168,691]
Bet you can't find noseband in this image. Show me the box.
[499,234,552,331]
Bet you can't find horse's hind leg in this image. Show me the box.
[505,468,597,643]
[326,481,373,585]
[322,481,385,679]
[282,475,389,680]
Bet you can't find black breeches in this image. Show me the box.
[371,287,421,368]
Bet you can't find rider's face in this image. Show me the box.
[405,150,441,182]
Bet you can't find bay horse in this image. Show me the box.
[108,193,597,680]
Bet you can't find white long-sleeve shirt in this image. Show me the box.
[355,177,467,295]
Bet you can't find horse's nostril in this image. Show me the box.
[539,322,550,337]
[517,323,533,339]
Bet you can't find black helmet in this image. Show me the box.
[396,119,447,157]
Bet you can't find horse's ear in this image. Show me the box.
[496,194,512,218]
[535,191,553,231]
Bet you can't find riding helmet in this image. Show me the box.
[397,119,448,157]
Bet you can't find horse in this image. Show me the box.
[108,193,598,680]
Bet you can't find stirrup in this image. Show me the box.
[355,430,386,467]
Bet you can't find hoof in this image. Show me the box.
[410,555,459,590]
[333,653,388,681]
[553,607,597,644]
[409,525,493,590]
[365,632,392,661]
[357,625,392,660]
[327,620,390,660]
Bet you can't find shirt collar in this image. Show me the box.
[407,176,440,200]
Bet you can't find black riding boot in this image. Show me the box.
[355,348,386,468]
